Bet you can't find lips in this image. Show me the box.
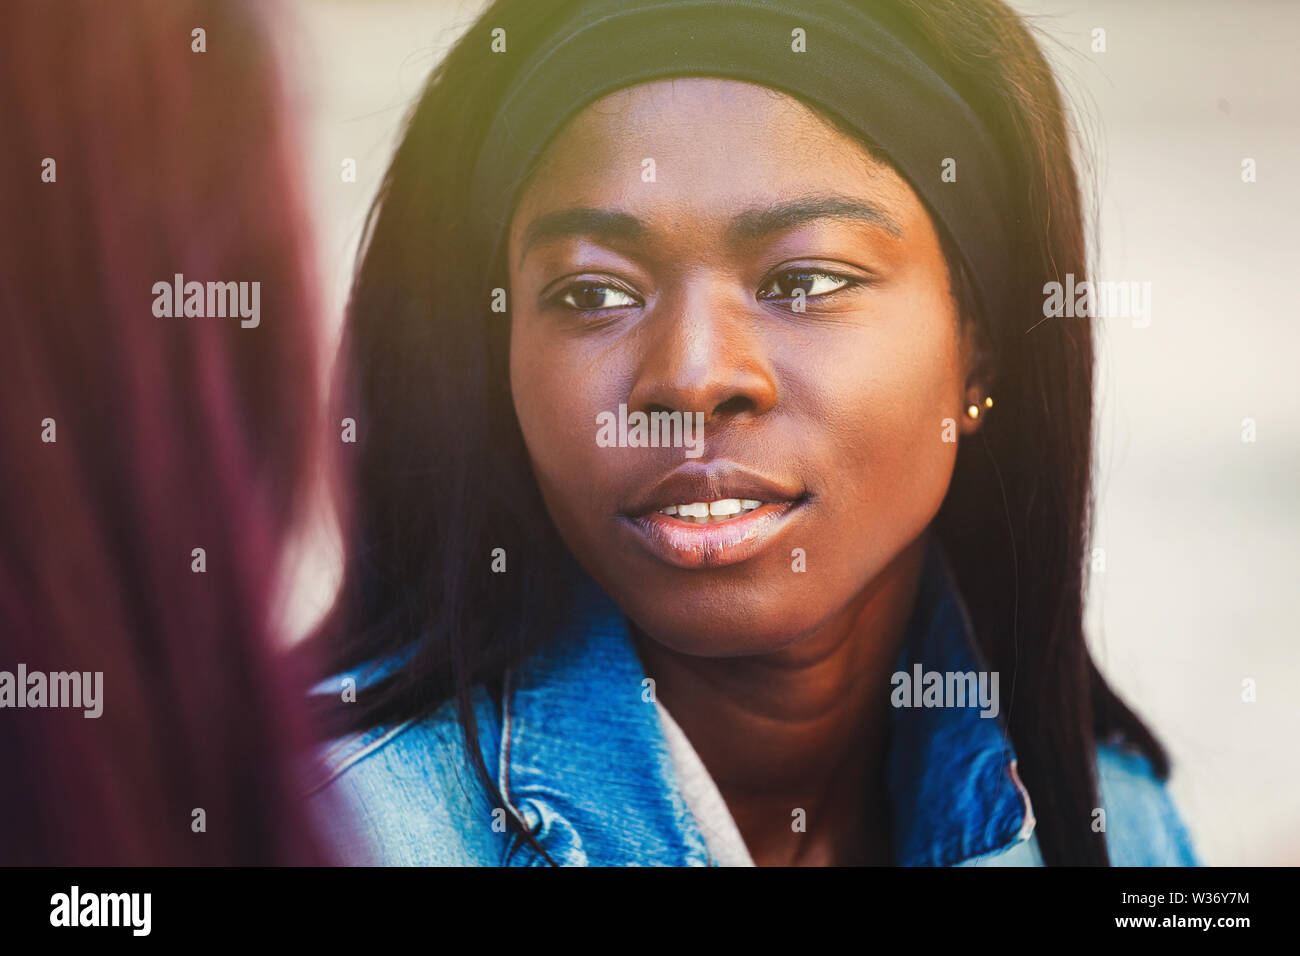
[624,462,805,517]
[619,461,808,569]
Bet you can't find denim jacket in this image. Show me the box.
[306,533,1200,866]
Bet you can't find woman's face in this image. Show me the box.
[507,78,985,657]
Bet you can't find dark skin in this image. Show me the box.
[507,78,991,866]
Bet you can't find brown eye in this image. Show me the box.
[757,269,853,301]
[556,282,639,311]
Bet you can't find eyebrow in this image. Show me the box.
[516,195,902,269]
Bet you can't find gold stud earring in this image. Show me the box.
[966,395,994,419]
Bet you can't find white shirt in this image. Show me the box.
[654,699,756,867]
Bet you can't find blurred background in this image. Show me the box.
[277,0,1300,865]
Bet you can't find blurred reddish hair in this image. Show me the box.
[0,0,335,864]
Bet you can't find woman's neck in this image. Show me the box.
[629,535,927,866]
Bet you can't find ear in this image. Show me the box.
[959,317,997,436]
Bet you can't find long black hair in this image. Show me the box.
[308,0,1170,866]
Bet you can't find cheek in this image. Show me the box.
[509,318,620,516]
[803,296,964,539]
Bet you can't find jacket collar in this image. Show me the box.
[499,578,710,866]
[885,531,1036,864]
[499,530,1035,866]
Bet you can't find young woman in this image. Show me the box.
[307,0,1199,866]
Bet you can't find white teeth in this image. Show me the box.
[658,499,766,522]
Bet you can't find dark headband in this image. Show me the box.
[471,0,1015,324]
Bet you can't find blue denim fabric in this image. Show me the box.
[306,533,1200,866]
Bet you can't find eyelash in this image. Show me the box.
[545,268,864,314]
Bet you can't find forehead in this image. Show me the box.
[507,77,915,246]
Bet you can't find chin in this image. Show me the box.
[615,581,827,659]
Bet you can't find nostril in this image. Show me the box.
[712,395,754,419]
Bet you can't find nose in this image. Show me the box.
[625,279,778,427]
